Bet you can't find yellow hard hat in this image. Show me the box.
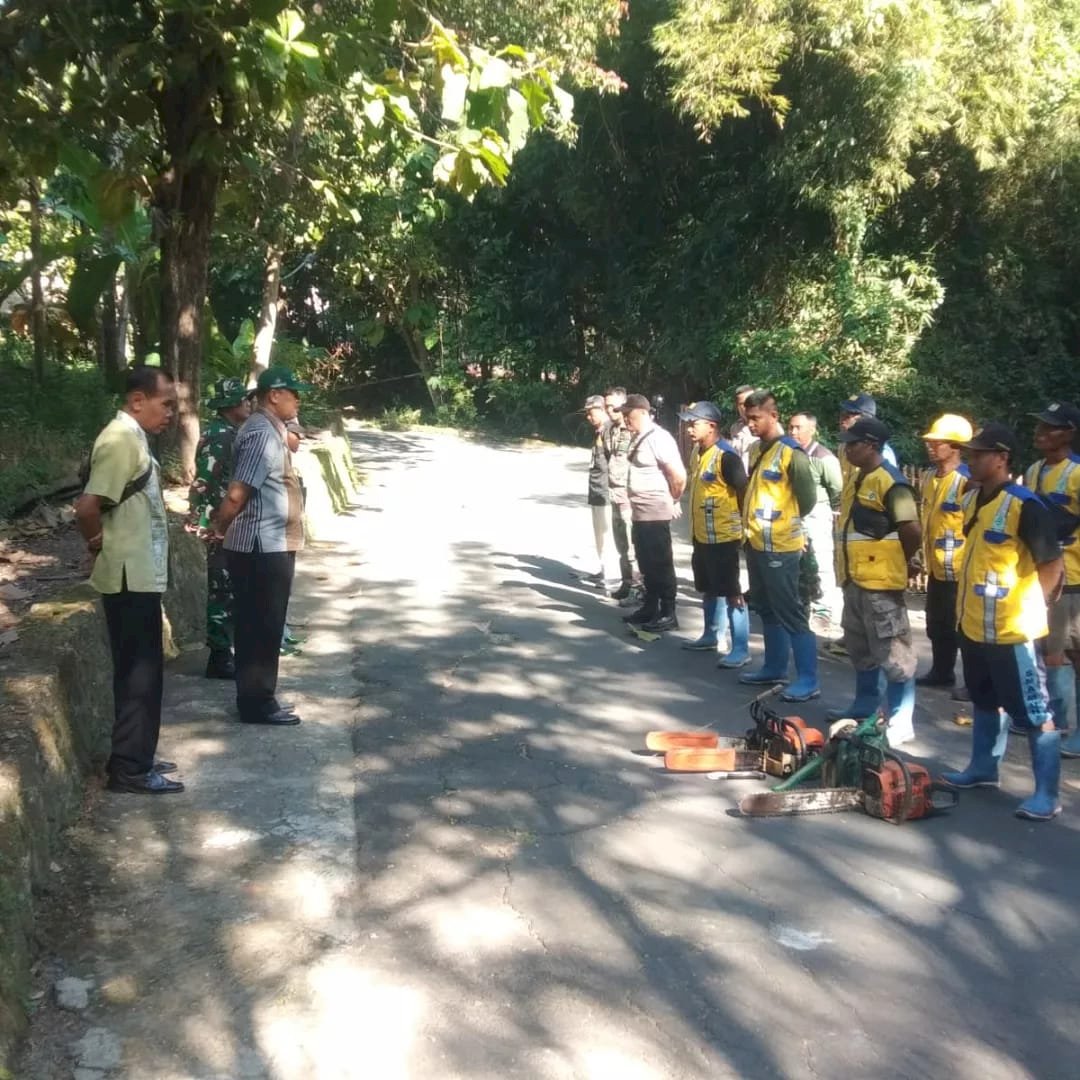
[921,413,973,443]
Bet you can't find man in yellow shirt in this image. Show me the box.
[940,423,1065,820]
[75,367,184,795]
[738,391,820,701]
[915,414,972,690]
[678,401,750,665]
[1022,401,1080,756]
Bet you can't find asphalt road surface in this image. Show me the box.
[19,425,1079,1080]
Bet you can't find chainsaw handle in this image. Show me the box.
[879,748,915,825]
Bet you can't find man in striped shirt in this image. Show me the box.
[213,366,310,726]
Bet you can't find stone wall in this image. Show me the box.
[0,524,205,1066]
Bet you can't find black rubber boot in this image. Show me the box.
[205,648,236,679]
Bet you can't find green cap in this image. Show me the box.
[256,365,313,394]
[207,377,250,411]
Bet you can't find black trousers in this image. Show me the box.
[631,520,677,606]
[102,587,164,777]
[228,549,296,720]
[925,576,960,677]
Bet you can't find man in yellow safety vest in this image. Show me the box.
[940,423,1065,821]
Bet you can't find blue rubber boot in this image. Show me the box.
[1062,675,1080,758]
[1045,664,1075,733]
[739,621,791,685]
[780,631,820,702]
[883,678,916,747]
[1016,729,1063,820]
[682,595,720,651]
[826,667,882,722]
[941,708,1008,788]
[718,601,751,668]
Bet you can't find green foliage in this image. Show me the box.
[0,338,113,517]
[482,378,570,438]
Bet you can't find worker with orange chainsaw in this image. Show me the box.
[827,417,922,747]
[678,400,750,666]
[915,414,973,693]
[940,423,1065,820]
[737,390,821,702]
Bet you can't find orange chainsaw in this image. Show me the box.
[738,716,959,823]
[645,688,825,779]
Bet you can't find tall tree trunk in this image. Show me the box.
[248,111,304,384]
[158,162,218,482]
[28,180,47,383]
[115,264,130,371]
[250,244,282,382]
[153,15,228,482]
[101,268,121,378]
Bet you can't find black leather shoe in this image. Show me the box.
[106,771,185,794]
[205,649,236,679]
[610,582,634,601]
[240,709,302,726]
[622,605,657,625]
[152,760,178,774]
[641,614,679,633]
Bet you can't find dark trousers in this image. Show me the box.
[228,549,296,720]
[746,547,810,635]
[102,587,164,777]
[631,520,676,606]
[960,634,1049,729]
[611,499,634,585]
[925,576,960,677]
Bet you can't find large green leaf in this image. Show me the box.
[67,253,122,331]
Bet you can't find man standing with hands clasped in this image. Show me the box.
[679,400,750,665]
[940,423,1065,820]
[76,367,184,794]
[621,394,686,632]
[738,391,820,701]
[213,366,310,726]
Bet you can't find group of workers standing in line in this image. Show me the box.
[584,385,1080,822]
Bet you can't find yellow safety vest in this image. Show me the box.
[744,437,805,553]
[957,484,1049,644]
[688,441,742,544]
[921,464,970,582]
[841,463,911,591]
[1024,454,1080,587]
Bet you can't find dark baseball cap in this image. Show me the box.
[963,422,1019,456]
[582,394,606,411]
[678,400,723,424]
[837,417,890,445]
[1029,401,1080,429]
[619,393,652,413]
[839,392,877,418]
[256,365,313,393]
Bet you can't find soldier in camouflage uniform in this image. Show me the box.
[187,378,252,678]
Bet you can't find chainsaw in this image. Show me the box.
[644,687,825,779]
[738,715,958,824]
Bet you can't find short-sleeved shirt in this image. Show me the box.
[223,409,305,554]
[805,441,843,511]
[603,423,634,499]
[85,411,169,594]
[627,423,684,522]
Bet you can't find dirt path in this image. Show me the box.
[18,425,1080,1079]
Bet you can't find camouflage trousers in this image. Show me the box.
[206,543,235,652]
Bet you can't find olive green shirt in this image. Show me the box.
[85,412,169,594]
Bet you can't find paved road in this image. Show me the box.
[20,426,1080,1079]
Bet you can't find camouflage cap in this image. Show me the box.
[207,377,250,411]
